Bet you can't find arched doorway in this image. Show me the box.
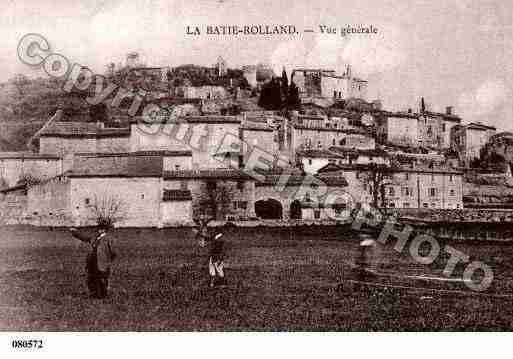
[290,200,302,219]
[255,198,283,219]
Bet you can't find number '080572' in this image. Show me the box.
[11,339,43,349]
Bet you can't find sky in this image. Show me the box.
[2,0,512,130]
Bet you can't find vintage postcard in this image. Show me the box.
[1,0,513,353]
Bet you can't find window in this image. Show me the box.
[423,203,428,208]
[403,202,410,208]
[332,138,336,146]
[405,173,409,180]
[141,194,145,199]
[308,159,313,165]
[388,187,395,196]
[442,123,446,132]
[237,181,244,191]
[207,181,216,191]
[314,209,321,219]
[334,90,337,98]
[175,164,180,170]
[450,189,455,196]
[429,188,436,197]
[449,175,454,182]
[84,198,90,205]
[431,174,435,181]
[431,203,436,208]
[180,180,188,190]
[388,203,395,208]
[317,141,322,149]
[456,204,460,209]
[402,187,412,197]
[233,201,238,210]
[239,201,247,210]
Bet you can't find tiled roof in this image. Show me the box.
[318,162,462,175]
[0,183,27,194]
[424,111,462,123]
[129,115,241,125]
[163,189,192,201]
[296,149,343,159]
[467,122,496,131]
[0,152,60,160]
[256,173,348,187]
[74,150,192,157]
[68,155,163,178]
[39,122,130,138]
[241,122,274,131]
[292,124,367,134]
[328,147,389,157]
[164,169,252,180]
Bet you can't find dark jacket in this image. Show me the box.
[72,231,117,272]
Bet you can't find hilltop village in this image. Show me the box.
[0,54,511,227]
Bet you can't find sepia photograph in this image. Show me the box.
[1,0,513,351]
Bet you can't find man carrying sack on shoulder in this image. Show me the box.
[70,220,117,299]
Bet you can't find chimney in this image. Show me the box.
[407,108,412,114]
[446,106,453,115]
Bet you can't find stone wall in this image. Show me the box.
[69,177,162,227]
[163,155,192,171]
[0,158,62,187]
[160,200,193,225]
[130,122,240,169]
[164,178,255,220]
[254,182,350,219]
[39,136,129,156]
[27,176,71,226]
[0,189,27,225]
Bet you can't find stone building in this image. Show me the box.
[318,163,463,210]
[385,165,463,209]
[286,115,374,158]
[290,67,367,100]
[175,85,229,99]
[375,111,419,147]
[242,65,257,88]
[254,170,350,220]
[375,106,461,149]
[451,122,497,164]
[129,116,241,169]
[38,121,130,156]
[296,149,344,175]
[164,169,255,221]
[0,184,28,225]
[0,152,62,187]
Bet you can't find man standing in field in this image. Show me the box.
[208,232,226,288]
[70,221,117,299]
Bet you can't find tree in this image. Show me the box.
[258,77,282,110]
[287,81,301,109]
[89,194,126,227]
[193,180,234,221]
[281,67,288,99]
[357,163,394,208]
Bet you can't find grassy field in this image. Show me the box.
[1,225,513,331]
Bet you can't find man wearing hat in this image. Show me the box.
[70,221,117,298]
[208,232,226,287]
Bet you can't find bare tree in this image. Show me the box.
[89,194,126,227]
[193,180,234,221]
[357,163,394,208]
